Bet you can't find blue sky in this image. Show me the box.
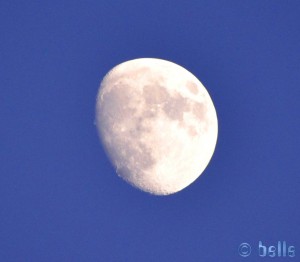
[1,1,300,261]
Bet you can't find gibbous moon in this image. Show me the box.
[96,58,218,195]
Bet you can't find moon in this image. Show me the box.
[95,58,218,195]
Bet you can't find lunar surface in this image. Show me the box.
[95,58,218,195]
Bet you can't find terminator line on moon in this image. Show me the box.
[95,58,218,195]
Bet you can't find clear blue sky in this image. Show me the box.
[1,1,299,261]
